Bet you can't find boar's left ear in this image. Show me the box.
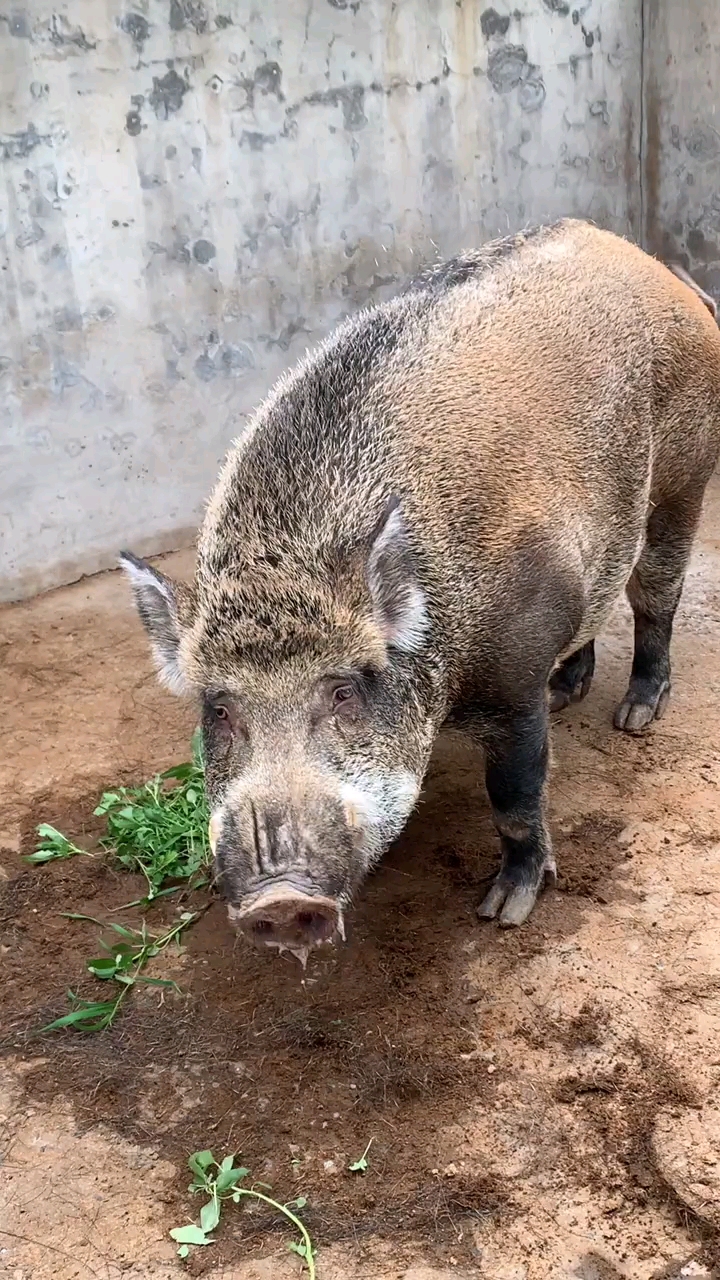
[366,498,429,654]
[119,551,190,694]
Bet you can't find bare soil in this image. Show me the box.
[1,479,720,1280]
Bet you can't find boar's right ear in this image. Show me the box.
[119,551,189,694]
[366,498,429,655]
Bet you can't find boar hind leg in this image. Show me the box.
[614,494,702,734]
[477,701,556,927]
[549,640,596,712]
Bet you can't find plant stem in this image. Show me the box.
[231,1190,316,1279]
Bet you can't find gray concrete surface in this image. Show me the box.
[642,0,720,296]
[1,0,711,602]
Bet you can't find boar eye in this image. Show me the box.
[332,684,356,709]
[213,705,230,722]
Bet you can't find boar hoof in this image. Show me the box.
[614,681,670,735]
[549,681,591,713]
[549,641,595,713]
[477,861,556,928]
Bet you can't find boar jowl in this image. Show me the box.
[122,219,720,962]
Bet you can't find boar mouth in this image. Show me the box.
[228,883,346,968]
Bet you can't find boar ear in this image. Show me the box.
[366,498,429,654]
[119,551,189,694]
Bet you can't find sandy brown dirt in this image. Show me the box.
[1,480,720,1280]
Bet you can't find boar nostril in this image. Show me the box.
[293,909,334,939]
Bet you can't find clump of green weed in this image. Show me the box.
[26,730,211,901]
[94,728,210,900]
[170,1150,316,1273]
[41,911,198,1032]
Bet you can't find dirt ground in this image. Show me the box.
[1,480,720,1280]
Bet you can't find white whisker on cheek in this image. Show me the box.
[339,768,421,858]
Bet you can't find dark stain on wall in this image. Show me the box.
[684,125,720,162]
[48,13,96,50]
[486,45,545,112]
[298,84,368,130]
[125,94,145,136]
[486,45,527,91]
[687,226,720,262]
[149,69,190,119]
[15,222,44,248]
[194,339,254,381]
[239,131,277,150]
[480,8,511,38]
[2,10,31,37]
[169,0,207,34]
[542,0,570,13]
[589,99,610,125]
[0,123,50,160]
[238,62,285,108]
[192,238,216,264]
[119,13,151,52]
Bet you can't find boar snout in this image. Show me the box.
[229,883,343,962]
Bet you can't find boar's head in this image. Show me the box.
[120,497,440,963]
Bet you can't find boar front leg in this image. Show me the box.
[474,700,556,927]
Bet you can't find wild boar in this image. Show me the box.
[121,219,720,960]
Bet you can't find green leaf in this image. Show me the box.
[36,823,66,840]
[108,922,140,939]
[24,849,62,865]
[161,763,193,781]
[288,1241,308,1258]
[188,1150,215,1177]
[87,957,119,979]
[177,1244,190,1259]
[191,726,205,768]
[216,1165,248,1193]
[293,1196,307,1209]
[169,1225,210,1246]
[41,1000,116,1032]
[200,1199,221,1234]
[94,794,120,813]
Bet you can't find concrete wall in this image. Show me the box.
[642,0,720,299]
[1,0,643,601]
